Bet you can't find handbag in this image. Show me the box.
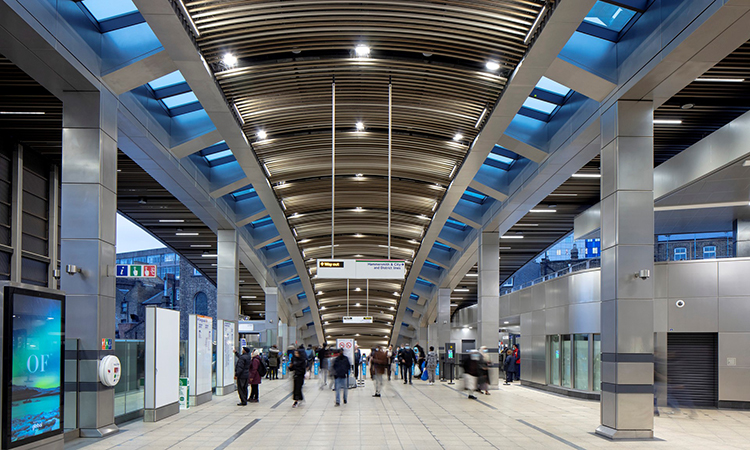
[304,371,310,380]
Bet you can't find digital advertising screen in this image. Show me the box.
[2,286,65,449]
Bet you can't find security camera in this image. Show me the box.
[676,300,685,308]
[637,269,650,280]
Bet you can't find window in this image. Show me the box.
[121,302,128,314]
[164,253,175,262]
[674,247,687,261]
[193,268,201,277]
[703,246,716,259]
[593,334,601,391]
[583,1,637,32]
[194,292,209,316]
[574,334,589,390]
[502,277,514,287]
[561,335,572,388]
[549,335,561,385]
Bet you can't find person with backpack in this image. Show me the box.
[332,349,350,406]
[248,349,265,402]
[426,346,438,385]
[234,346,252,405]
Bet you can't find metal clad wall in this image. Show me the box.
[0,144,10,279]
[667,333,718,407]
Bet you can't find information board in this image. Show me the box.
[115,264,157,278]
[336,339,355,366]
[343,316,373,324]
[2,286,65,449]
[317,259,406,279]
[222,321,235,387]
[189,315,213,397]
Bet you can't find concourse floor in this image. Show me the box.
[66,376,750,450]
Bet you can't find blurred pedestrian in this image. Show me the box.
[332,349,350,406]
[291,346,307,408]
[371,347,388,397]
[478,346,491,395]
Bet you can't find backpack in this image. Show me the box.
[257,358,267,377]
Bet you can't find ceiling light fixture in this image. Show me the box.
[513,223,539,227]
[159,219,184,223]
[223,53,238,67]
[504,321,510,324]
[356,121,365,131]
[466,273,478,277]
[498,246,512,250]
[353,207,364,212]
[530,209,556,213]
[0,111,45,115]
[454,288,469,292]
[241,295,257,299]
[681,103,695,110]
[353,233,365,238]
[355,45,370,57]
[355,287,361,292]
[393,292,399,296]
[501,235,524,239]
[317,291,324,295]
[695,77,744,82]
[257,130,268,140]
[571,173,601,178]
[355,303,361,307]
[176,232,199,236]
[485,61,500,71]
[474,107,488,128]
[743,160,750,167]
[450,303,458,306]
[355,173,363,177]
[453,133,463,141]
[190,244,211,248]
[201,253,218,257]
[653,119,682,125]
[524,5,547,44]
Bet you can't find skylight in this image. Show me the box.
[148,71,186,91]
[583,1,637,32]
[81,0,138,21]
[487,152,515,166]
[231,188,256,200]
[462,189,488,204]
[522,97,557,115]
[161,92,199,109]
[204,150,233,162]
[535,77,571,97]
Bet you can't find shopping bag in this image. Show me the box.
[464,374,477,391]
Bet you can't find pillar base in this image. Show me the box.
[79,423,119,438]
[189,391,212,406]
[144,402,179,423]
[595,425,653,440]
[215,384,236,396]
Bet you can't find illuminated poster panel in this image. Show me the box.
[2,286,65,449]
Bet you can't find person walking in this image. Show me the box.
[371,347,388,397]
[513,344,521,381]
[399,344,416,384]
[234,346,252,405]
[332,349,351,406]
[268,345,280,380]
[414,343,426,377]
[478,346,491,395]
[503,349,516,385]
[426,346,438,385]
[248,349,263,403]
[354,345,361,379]
[291,346,307,408]
[317,343,331,389]
[386,345,394,380]
[462,350,480,399]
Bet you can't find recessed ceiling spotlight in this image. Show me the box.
[356,122,365,131]
[355,287,361,292]
[355,45,370,57]
[355,303,361,307]
[681,103,695,110]
[423,52,433,57]
[257,130,268,140]
[393,292,399,296]
[453,133,463,141]
[292,49,301,54]
[355,173,363,177]
[317,291,324,295]
[504,321,510,324]
[222,52,237,67]
[485,61,500,71]
[354,207,364,212]
[743,160,750,167]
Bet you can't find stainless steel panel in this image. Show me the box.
[499,295,511,319]
[601,391,616,428]
[718,367,750,402]
[616,393,654,430]
[531,335,546,362]
[616,300,654,353]
[668,261,718,299]
[667,296,718,332]
[600,102,617,150]
[63,91,102,129]
[654,298,668,332]
[520,312,532,335]
[615,100,653,138]
[574,202,601,240]
[61,240,108,296]
[601,299,616,354]
[531,358,546,384]
[601,140,616,199]
[614,245,654,301]
[617,362,653,385]
[602,361,616,384]
[569,270,600,304]
[546,306,568,335]
[62,128,108,184]
[615,137,654,192]
[718,260,750,297]
[615,190,654,246]
[600,194,616,250]
[719,297,750,332]
[531,284,546,311]
[654,264,668,298]
[568,302,600,334]
[531,309,546,336]
[719,332,750,368]
[601,247,616,301]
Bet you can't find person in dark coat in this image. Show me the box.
[248,349,262,402]
[399,344,416,384]
[353,345,362,379]
[332,349,351,406]
[503,349,516,385]
[268,345,280,380]
[291,346,307,408]
[234,346,252,405]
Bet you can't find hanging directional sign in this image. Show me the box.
[343,316,374,324]
[115,264,157,278]
[317,259,405,279]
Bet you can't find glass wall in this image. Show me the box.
[549,335,560,385]
[561,335,572,388]
[114,340,145,419]
[574,334,589,390]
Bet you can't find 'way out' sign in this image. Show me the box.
[317,259,405,280]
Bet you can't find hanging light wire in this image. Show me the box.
[388,76,392,260]
[331,76,336,258]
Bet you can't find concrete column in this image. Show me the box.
[436,288,451,354]
[264,287,278,346]
[478,231,500,387]
[288,316,298,349]
[596,100,654,440]
[217,230,239,321]
[428,322,438,352]
[733,219,750,257]
[417,326,427,349]
[60,89,119,438]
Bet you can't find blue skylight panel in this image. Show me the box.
[536,77,571,97]
[487,152,515,165]
[161,92,199,109]
[81,0,138,21]
[523,97,557,115]
[583,1,637,32]
[148,71,186,91]
[231,188,256,199]
[204,150,233,162]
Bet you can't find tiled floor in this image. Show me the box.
[66,377,750,449]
